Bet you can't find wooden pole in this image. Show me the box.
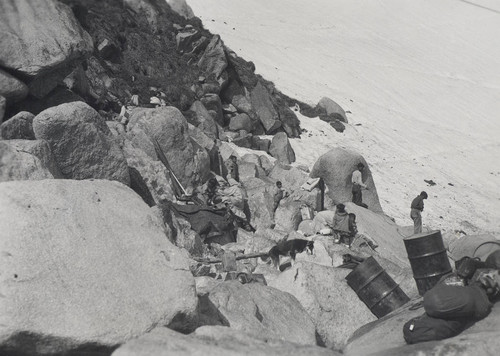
[193,252,268,264]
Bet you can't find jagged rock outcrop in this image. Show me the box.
[0,111,35,140]
[112,326,338,356]
[198,35,228,87]
[269,132,296,164]
[270,262,377,350]
[0,179,198,355]
[250,82,282,134]
[0,0,93,98]
[0,140,60,181]
[198,281,317,345]
[33,101,130,185]
[310,148,383,212]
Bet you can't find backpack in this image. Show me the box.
[403,313,470,344]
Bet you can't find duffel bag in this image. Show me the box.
[423,284,492,320]
[403,313,470,344]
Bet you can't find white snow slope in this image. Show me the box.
[188,0,500,236]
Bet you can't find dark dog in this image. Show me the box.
[267,239,314,270]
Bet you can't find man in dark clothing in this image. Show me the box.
[205,177,220,206]
[411,191,428,234]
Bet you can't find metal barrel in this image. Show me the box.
[345,256,410,318]
[404,230,452,296]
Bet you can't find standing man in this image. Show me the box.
[410,191,428,234]
[352,163,368,208]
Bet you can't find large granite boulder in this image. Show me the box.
[269,132,296,164]
[33,102,129,185]
[127,106,209,187]
[0,0,93,97]
[310,148,383,212]
[250,82,282,133]
[0,111,35,140]
[112,326,337,356]
[0,140,60,181]
[317,97,347,122]
[199,281,317,345]
[0,69,28,104]
[344,299,500,355]
[0,180,198,355]
[270,262,377,350]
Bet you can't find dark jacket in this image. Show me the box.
[411,195,425,211]
[332,211,350,233]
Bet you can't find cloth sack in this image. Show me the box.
[423,284,492,320]
[403,313,470,344]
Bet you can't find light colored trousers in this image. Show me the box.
[411,208,422,234]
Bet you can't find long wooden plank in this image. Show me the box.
[192,252,268,264]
